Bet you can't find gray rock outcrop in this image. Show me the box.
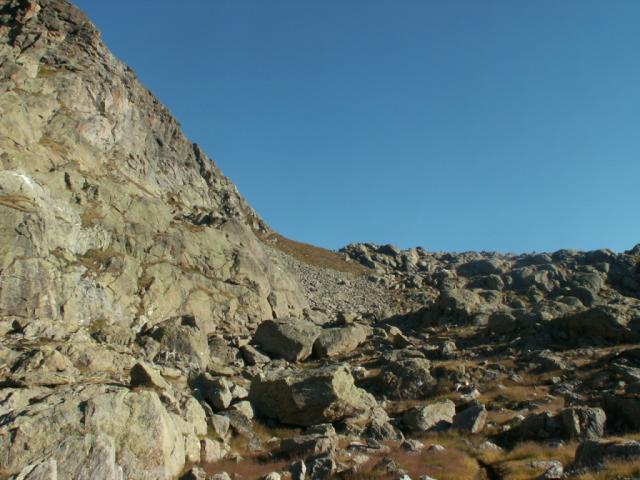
[248,364,376,426]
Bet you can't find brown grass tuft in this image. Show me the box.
[258,231,370,276]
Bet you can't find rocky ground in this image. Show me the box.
[2,1,640,480]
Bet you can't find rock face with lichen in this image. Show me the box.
[0,0,306,340]
[0,1,307,478]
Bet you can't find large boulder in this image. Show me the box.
[505,412,563,442]
[553,306,640,344]
[574,439,640,468]
[375,357,436,400]
[452,402,488,433]
[601,394,640,430]
[0,386,196,480]
[313,325,369,358]
[435,288,483,322]
[402,400,456,433]
[561,407,606,441]
[457,258,504,277]
[253,319,321,362]
[249,364,376,426]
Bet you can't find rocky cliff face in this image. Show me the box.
[0,2,309,477]
[0,0,306,339]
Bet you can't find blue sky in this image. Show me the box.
[74,1,640,253]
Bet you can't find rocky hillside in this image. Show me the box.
[0,0,306,339]
[2,1,640,480]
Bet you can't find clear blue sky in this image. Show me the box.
[74,1,640,253]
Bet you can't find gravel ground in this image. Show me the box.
[265,244,394,320]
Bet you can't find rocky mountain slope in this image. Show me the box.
[2,1,640,480]
[0,0,306,338]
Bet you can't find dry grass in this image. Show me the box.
[478,441,577,480]
[572,460,640,479]
[343,439,480,480]
[258,231,370,276]
[400,445,480,480]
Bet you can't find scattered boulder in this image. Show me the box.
[0,387,189,480]
[506,412,563,441]
[402,400,456,432]
[436,288,483,321]
[190,373,233,411]
[200,438,229,463]
[208,414,231,440]
[280,433,335,457]
[532,460,563,479]
[533,351,569,372]
[386,326,414,348]
[363,407,404,442]
[253,319,321,362]
[401,439,424,452]
[305,454,336,480]
[561,406,606,441]
[452,402,487,433]
[240,344,270,366]
[313,324,369,358]
[249,364,376,426]
[601,394,640,430]
[458,258,504,277]
[574,439,640,468]
[376,357,436,400]
[488,311,517,335]
[553,306,640,344]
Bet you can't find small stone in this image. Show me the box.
[401,439,424,452]
[130,361,170,391]
[240,345,270,366]
[229,400,254,420]
[191,373,233,411]
[531,460,563,479]
[280,434,335,457]
[210,474,232,480]
[231,384,249,400]
[209,414,231,439]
